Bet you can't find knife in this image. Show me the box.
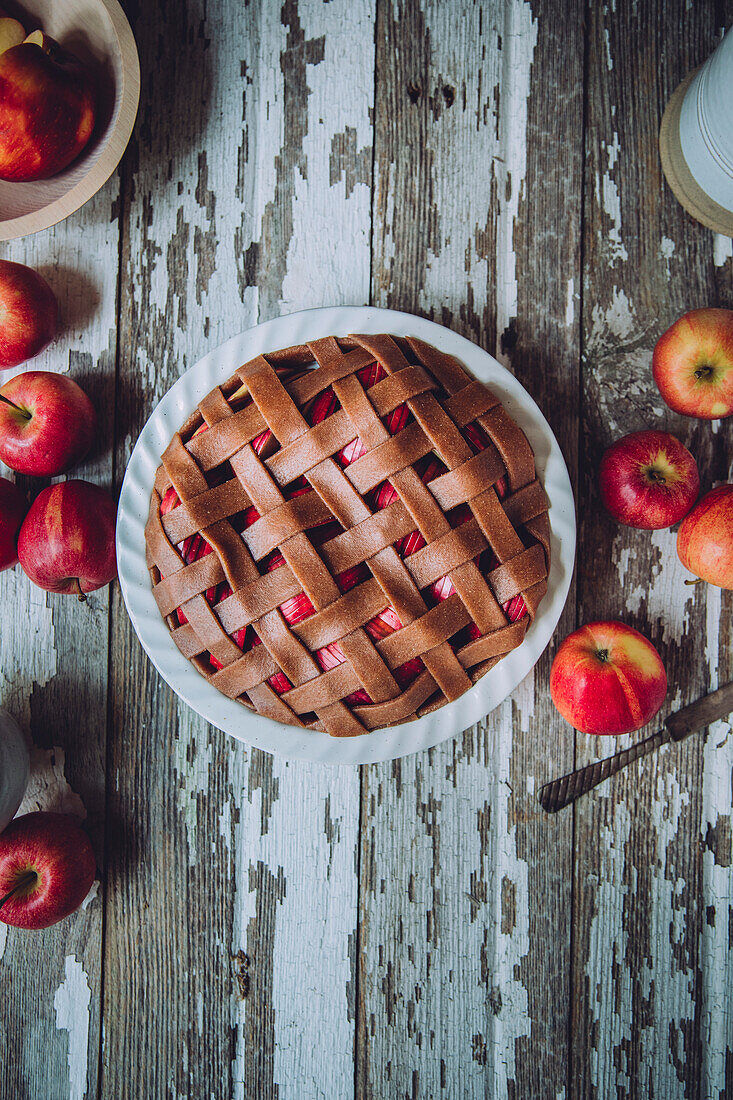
[538,680,733,813]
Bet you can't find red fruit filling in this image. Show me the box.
[160,360,528,706]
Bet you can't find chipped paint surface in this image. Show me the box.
[565,277,575,326]
[700,582,733,1098]
[589,285,636,345]
[660,236,675,259]
[404,0,503,342]
[512,669,535,734]
[0,571,57,723]
[603,25,613,70]
[612,527,695,646]
[583,775,698,1098]
[173,705,215,866]
[584,287,664,440]
[373,0,537,360]
[19,745,87,818]
[494,0,538,363]
[713,234,732,268]
[54,956,91,1100]
[229,755,359,1099]
[360,702,547,1098]
[80,881,100,912]
[597,132,628,265]
[660,235,675,278]
[281,2,374,308]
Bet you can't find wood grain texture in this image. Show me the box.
[103,2,372,1096]
[0,172,120,1098]
[358,2,583,1096]
[573,1,733,1097]
[2,1,732,1097]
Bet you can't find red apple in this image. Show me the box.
[599,429,699,529]
[550,621,667,735]
[653,308,733,419]
[0,260,58,369]
[677,484,733,589]
[0,474,26,570]
[0,33,96,182]
[0,370,96,476]
[17,480,117,597]
[0,812,95,929]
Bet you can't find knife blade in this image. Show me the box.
[538,680,733,813]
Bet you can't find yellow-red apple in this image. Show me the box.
[677,484,733,589]
[550,621,667,735]
[0,35,96,181]
[599,429,699,529]
[653,308,733,419]
[17,480,117,597]
[0,812,96,929]
[0,261,58,369]
[0,474,26,570]
[0,370,96,476]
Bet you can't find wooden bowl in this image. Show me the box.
[0,0,140,241]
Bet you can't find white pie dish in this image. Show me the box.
[116,306,576,765]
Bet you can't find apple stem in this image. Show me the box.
[0,393,31,420]
[694,366,714,381]
[72,579,87,603]
[684,577,704,587]
[0,870,37,910]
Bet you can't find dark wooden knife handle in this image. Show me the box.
[665,680,733,740]
[538,729,670,813]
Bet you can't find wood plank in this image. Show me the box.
[573,2,733,1097]
[0,173,120,1097]
[358,2,583,1096]
[103,2,373,1096]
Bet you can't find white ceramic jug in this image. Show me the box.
[0,708,29,832]
[660,28,733,236]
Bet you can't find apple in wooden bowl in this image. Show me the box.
[0,0,139,241]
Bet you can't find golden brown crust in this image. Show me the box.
[145,334,551,736]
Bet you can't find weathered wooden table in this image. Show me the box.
[1,1,732,1097]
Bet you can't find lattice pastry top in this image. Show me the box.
[145,334,551,737]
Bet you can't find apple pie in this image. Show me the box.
[145,334,551,736]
